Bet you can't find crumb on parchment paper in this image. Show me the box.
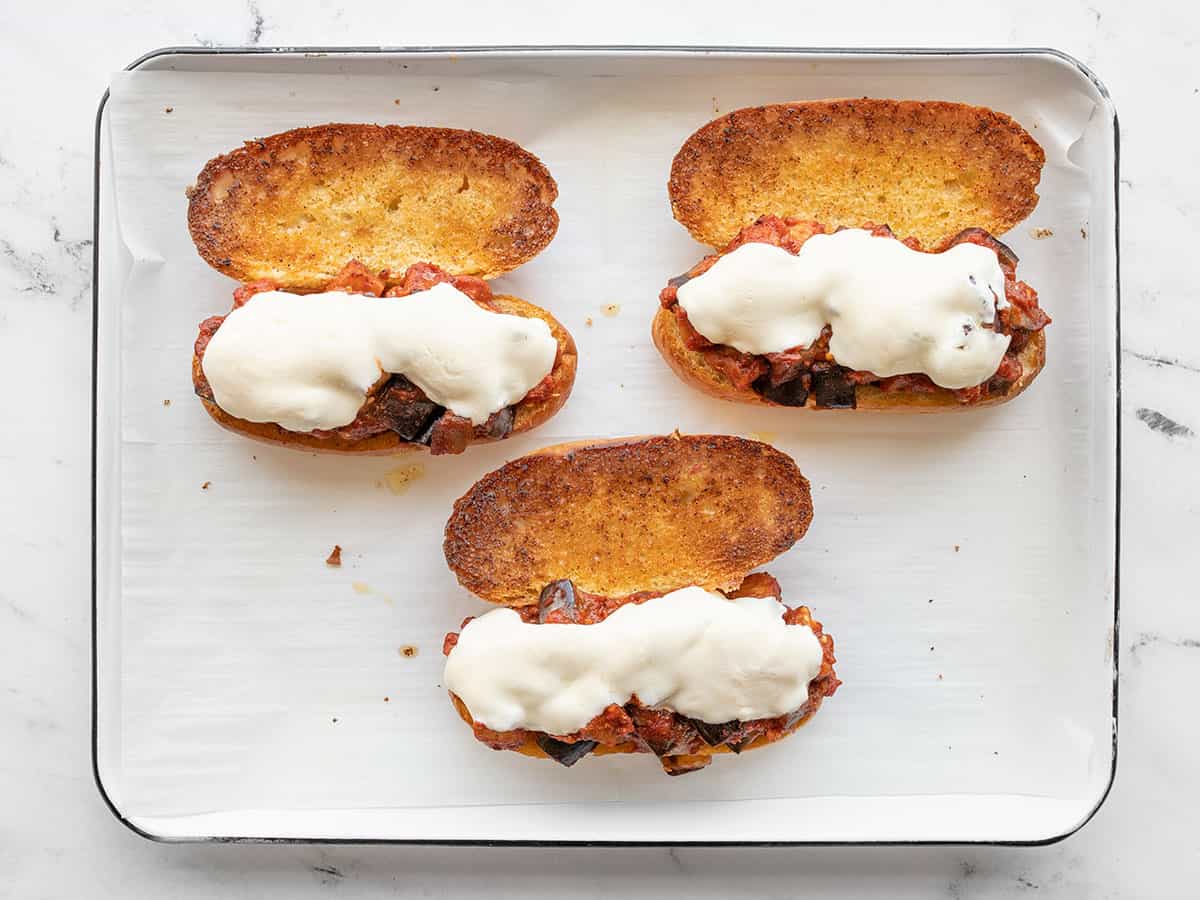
[1030,227,1054,239]
[602,304,621,317]
[585,317,593,326]
[162,399,171,407]
[352,581,370,595]
[200,481,211,490]
[325,545,342,567]
[380,464,424,495]
[400,645,418,658]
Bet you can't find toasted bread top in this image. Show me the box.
[187,124,559,288]
[444,434,813,606]
[669,99,1045,249]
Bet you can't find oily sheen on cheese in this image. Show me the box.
[443,587,824,734]
[201,283,558,431]
[676,230,1012,390]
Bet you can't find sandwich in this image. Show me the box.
[655,99,1050,410]
[440,433,839,775]
[186,123,575,454]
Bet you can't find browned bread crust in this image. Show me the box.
[669,99,1045,249]
[652,306,1046,412]
[443,434,813,606]
[192,294,577,454]
[187,124,559,288]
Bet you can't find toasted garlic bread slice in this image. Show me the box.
[443,433,813,606]
[187,124,558,288]
[669,99,1045,249]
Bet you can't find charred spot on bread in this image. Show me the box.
[534,735,598,767]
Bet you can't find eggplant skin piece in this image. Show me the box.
[534,734,598,767]
[626,704,702,757]
[949,227,1019,270]
[811,365,857,409]
[752,372,810,407]
[688,718,744,750]
[537,579,579,623]
[413,408,447,445]
[483,405,516,440]
[371,376,443,441]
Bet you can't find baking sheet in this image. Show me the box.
[95,49,1117,843]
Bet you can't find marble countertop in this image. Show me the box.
[2,1,1196,897]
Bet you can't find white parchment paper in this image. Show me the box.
[98,52,1113,840]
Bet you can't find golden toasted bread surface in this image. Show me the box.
[187,124,558,288]
[193,294,577,454]
[669,99,1045,249]
[444,434,813,606]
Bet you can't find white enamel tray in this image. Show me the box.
[93,47,1119,844]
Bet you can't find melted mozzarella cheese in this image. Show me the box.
[676,230,1013,389]
[442,586,824,734]
[201,283,558,431]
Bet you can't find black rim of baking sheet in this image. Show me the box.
[91,44,1121,848]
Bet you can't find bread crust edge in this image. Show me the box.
[186,123,560,286]
[668,99,1047,249]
